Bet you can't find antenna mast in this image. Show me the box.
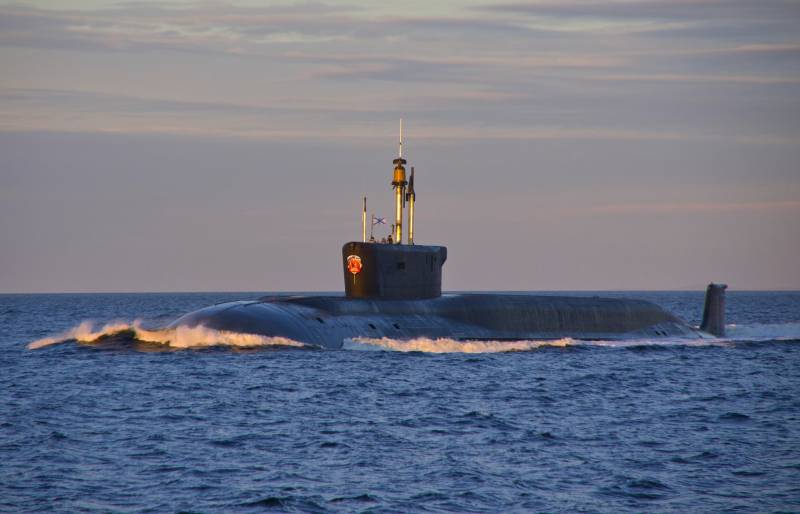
[391,119,407,244]
[399,118,403,158]
[361,196,367,242]
[407,167,415,245]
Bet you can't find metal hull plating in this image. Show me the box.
[170,294,708,349]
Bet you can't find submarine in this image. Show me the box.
[170,123,727,349]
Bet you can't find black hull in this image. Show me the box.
[170,294,707,349]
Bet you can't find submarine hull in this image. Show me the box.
[169,294,707,349]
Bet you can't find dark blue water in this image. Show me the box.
[2,291,799,512]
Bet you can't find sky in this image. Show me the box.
[1,0,799,292]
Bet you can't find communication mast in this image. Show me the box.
[392,119,408,244]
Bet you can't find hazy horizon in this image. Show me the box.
[2,1,799,293]
[2,288,800,295]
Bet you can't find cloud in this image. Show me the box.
[588,73,800,85]
[562,200,800,216]
[0,86,391,131]
[0,87,280,115]
[2,85,798,146]
[480,0,800,21]
[478,0,800,43]
[1,1,798,147]
[0,3,367,55]
[0,3,538,56]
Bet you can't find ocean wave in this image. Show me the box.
[28,321,800,352]
[27,321,310,350]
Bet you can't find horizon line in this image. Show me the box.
[2,288,799,295]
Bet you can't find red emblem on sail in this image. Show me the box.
[347,255,363,275]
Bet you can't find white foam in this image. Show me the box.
[345,337,574,353]
[28,320,132,349]
[578,337,728,348]
[27,321,309,350]
[344,334,743,352]
[28,322,800,352]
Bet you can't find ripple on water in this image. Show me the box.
[719,412,752,422]
[328,493,379,504]
[3,292,800,512]
[598,477,674,502]
[238,495,326,512]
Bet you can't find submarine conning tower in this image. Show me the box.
[343,120,447,299]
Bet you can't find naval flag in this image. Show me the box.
[372,216,387,225]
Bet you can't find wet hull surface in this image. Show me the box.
[170,294,707,349]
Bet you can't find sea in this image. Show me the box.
[1,291,799,513]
